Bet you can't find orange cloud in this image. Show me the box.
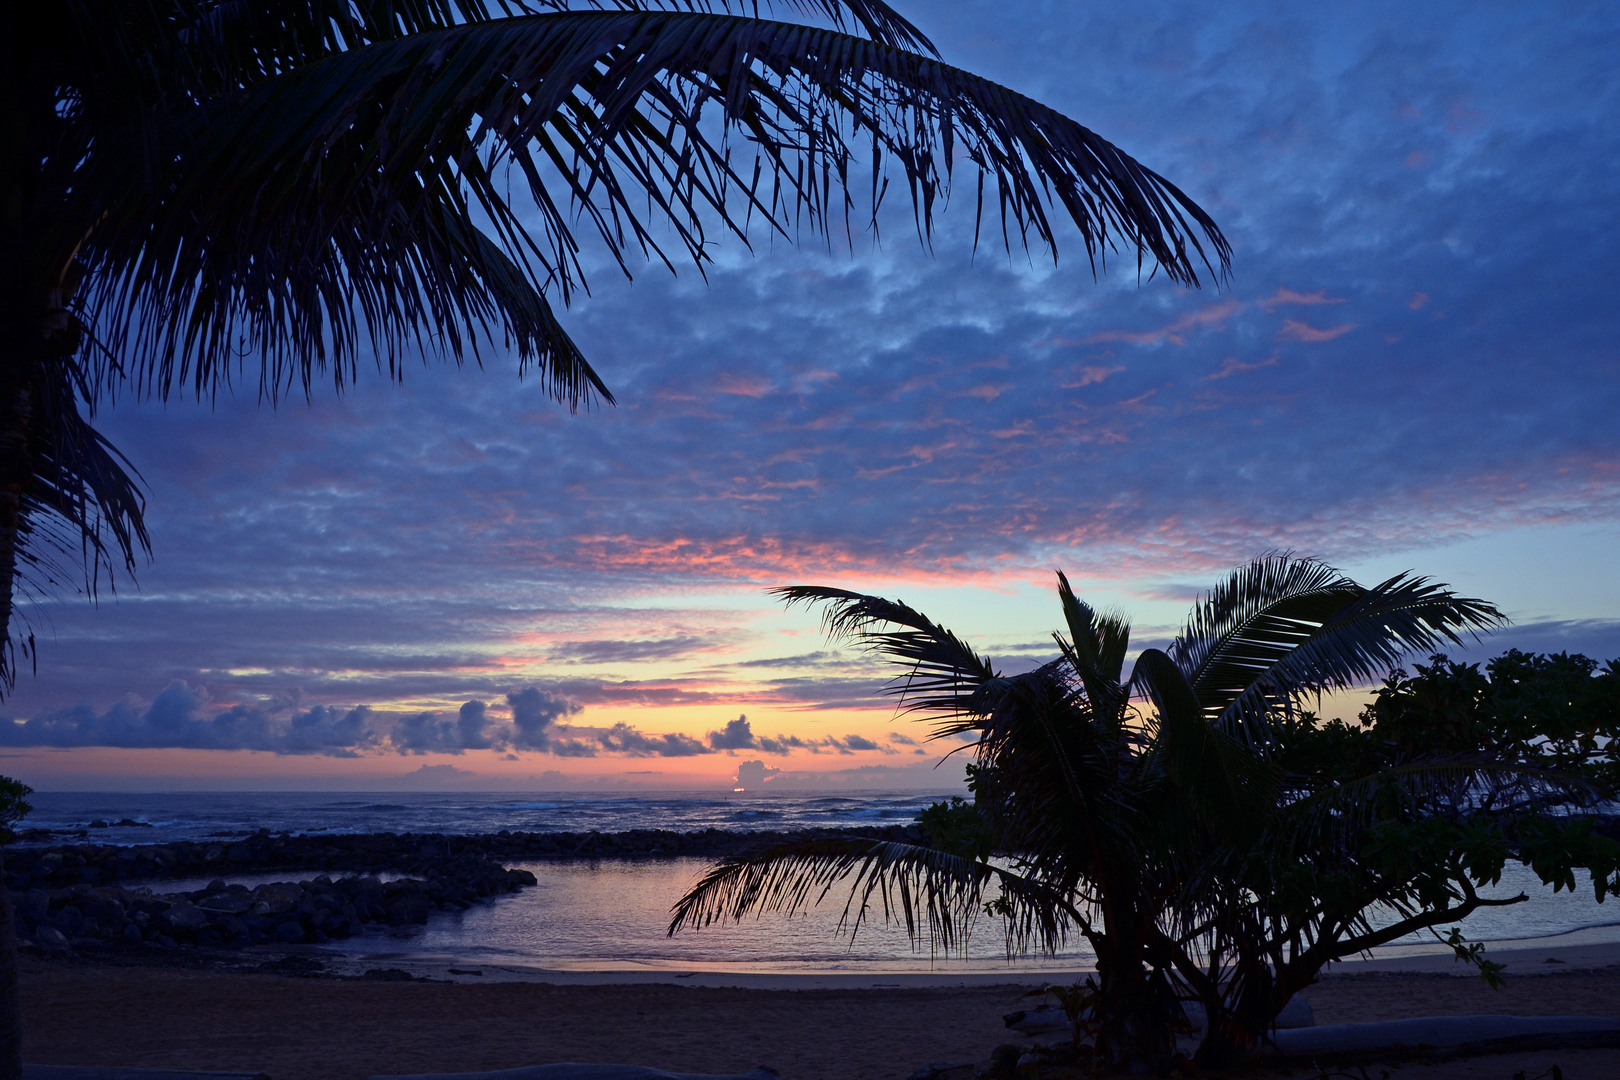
[1276,320,1358,343]
[1409,291,1431,310]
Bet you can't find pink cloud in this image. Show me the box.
[714,373,774,398]
[1276,320,1359,343]
[1259,288,1346,312]
[1061,364,1124,388]
[1084,299,1242,346]
[1409,291,1431,310]
[1200,355,1279,381]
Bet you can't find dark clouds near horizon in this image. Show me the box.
[6,0,1618,719]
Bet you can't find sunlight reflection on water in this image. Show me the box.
[324,857,1620,972]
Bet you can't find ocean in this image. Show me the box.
[18,790,1620,973]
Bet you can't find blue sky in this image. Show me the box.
[3,0,1617,790]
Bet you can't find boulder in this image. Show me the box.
[160,904,209,932]
[199,893,253,915]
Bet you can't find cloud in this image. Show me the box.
[735,760,780,788]
[707,714,758,750]
[1084,300,1242,346]
[1201,356,1279,382]
[1275,320,1359,343]
[457,700,496,750]
[507,686,581,750]
[0,682,380,756]
[396,764,477,788]
[550,636,722,664]
[1259,288,1346,312]
[4,0,1619,735]
[597,723,712,757]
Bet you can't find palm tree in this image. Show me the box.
[0,0,1231,696]
[2,2,1232,1072]
[668,555,1505,1069]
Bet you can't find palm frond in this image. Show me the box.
[69,6,1230,409]
[1054,569,1130,719]
[1132,648,1278,843]
[4,356,150,693]
[667,836,1084,956]
[1162,555,1504,741]
[772,585,999,736]
[1212,572,1505,734]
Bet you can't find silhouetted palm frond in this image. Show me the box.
[668,836,1085,956]
[772,586,999,735]
[1160,554,1505,742]
[67,3,1230,409]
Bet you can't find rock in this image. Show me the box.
[200,892,253,915]
[987,1045,1021,1080]
[161,904,210,932]
[251,882,303,914]
[37,927,68,948]
[363,968,416,981]
[388,893,433,924]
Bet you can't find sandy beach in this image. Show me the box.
[20,943,1620,1080]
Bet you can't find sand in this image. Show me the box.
[19,948,1620,1080]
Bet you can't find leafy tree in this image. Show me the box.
[1179,650,1620,1065]
[669,555,1505,1069]
[0,0,1231,695]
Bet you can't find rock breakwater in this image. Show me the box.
[3,824,923,954]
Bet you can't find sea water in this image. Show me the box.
[21,789,943,843]
[18,790,1620,972]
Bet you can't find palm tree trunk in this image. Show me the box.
[0,382,30,1080]
[1091,915,1179,1069]
[0,316,37,1080]
[0,853,19,1080]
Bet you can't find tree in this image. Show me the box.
[0,0,1231,695]
[2,2,1232,1073]
[668,555,1516,1069]
[1178,649,1620,1065]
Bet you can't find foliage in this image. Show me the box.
[0,0,1231,694]
[0,778,28,846]
[1361,650,1620,785]
[670,554,1520,1069]
[916,793,996,863]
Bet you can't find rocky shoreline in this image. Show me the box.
[2,824,925,955]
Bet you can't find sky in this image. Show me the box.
[4,0,1618,792]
